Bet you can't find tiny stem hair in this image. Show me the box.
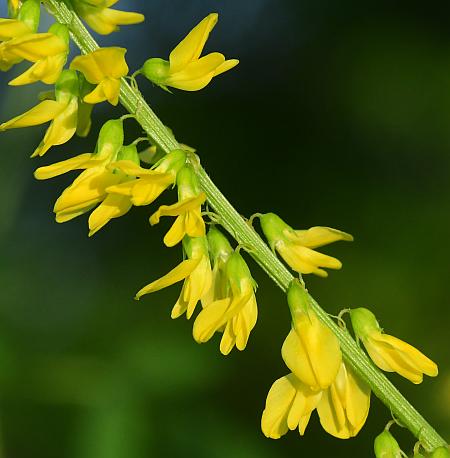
[42,0,447,450]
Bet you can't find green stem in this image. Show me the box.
[43,0,447,450]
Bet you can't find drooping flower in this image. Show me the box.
[106,148,186,206]
[6,23,69,85]
[193,230,258,355]
[374,429,403,458]
[0,69,79,157]
[281,281,342,390]
[350,308,438,384]
[72,0,144,35]
[34,119,127,225]
[70,47,128,105]
[261,373,323,439]
[136,235,212,320]
[149,164,206,247]
[0,0,40,70]
[260,212,353,277]
[316,362,371,439]
[140,13,238,91]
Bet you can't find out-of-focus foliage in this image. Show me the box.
[0,1,449,457]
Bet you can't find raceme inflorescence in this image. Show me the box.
[0,1,448,456]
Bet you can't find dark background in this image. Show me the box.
[0,1,449,456]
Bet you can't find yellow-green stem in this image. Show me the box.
[42,0,447,450]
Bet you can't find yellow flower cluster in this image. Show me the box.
[262,281,371,440]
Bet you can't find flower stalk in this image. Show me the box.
[42,0,447,451]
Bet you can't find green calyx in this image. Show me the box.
[95,119,124,159]
[117,144,139,164]
[374,430,402,458]
[55,69,79,101]
[431,447,450,458]
[155,149,186,175]
[260,212,292,251]
[349,307,381,341]
[141,58,170,87]
[18,0,40,32]
[287,279,310,317]
[48,23,70,47]
[177,164,202,200]
[207,227,233,263]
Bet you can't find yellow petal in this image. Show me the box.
[150,193,207,224]
[167,52,225,83]
[130,175,173,206]
[6,33,66,61]
[169,13,218,73]
[34,153,93,180]
[193,298,231,343]
[214,58,239,76]
[88,193,132,236]
[293,227,354,249]
[135,258,201,299]
[282,312,342,390]
[165,72,216,91]
[0,19,31,41]
[70,47,128,83]
[0,100,65,130]
[32,96,78,157]
[9,53,66,86]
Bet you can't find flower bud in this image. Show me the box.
[17,0,40,32]
[374,430,402,458]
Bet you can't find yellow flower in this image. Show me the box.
[281,281,342,390]
[316,362,371,439]
[34,119,129,227]
[193,233,258,355]
[6,24,69,85]
[73,0,144,35]
[350,308,438,384]
[70,47,128,105]
[0,69,79,157]
[136,236,212,320]
[261,373,322,439]
[149,164,206,247]
[106,149,187,206]
[260,213,353,277]
[141,13,238,91]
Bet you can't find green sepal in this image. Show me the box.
[260,212,293,251]
[76,73,95,137]
[431,447,450,458]
[349,308,382,341]
[374,430,402,458]
[287,279,310,316]
[177,163,202,200]
[48,23,70,48]
[95,119,124,160]
[226,252,256,291]
[55,69,79,102]
[207,226,233,263]
[117,143,140,164]
[18,0,40,32]
[141,58,170,85]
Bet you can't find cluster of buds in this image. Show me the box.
[0,1,444,455]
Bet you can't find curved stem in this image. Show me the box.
[42,0,447,450]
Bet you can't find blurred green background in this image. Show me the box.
[0,0,449,456]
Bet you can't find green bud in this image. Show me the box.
[259,212,293,251]
[374,430,402,458]
[177,164,202,200]
[431,447,450,458]
[349,308,381,341]
[18,0,41,32]
[95,119,124,159]
[287,280,310,315]
[55,70,79,102]
[48,23,70,48]
[207,227,233,262]
[117,144,139,164]
[141,58,170,85]
[155,149,186,175]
